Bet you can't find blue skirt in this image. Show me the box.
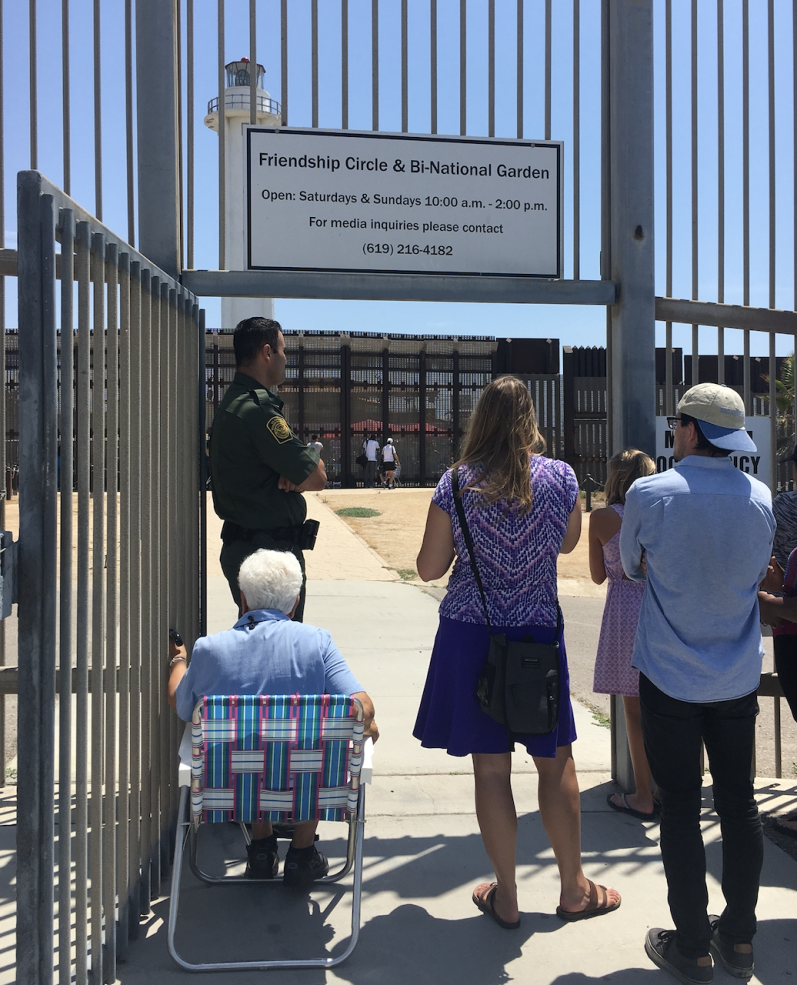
[413,615,577,758]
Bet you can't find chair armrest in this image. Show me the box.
[361,737,374,785]
[178,722,193,788]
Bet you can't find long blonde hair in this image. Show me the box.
[604,448,655,506]
[454,376,545,515]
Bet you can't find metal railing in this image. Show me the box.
[207,93,281,117]
[16,171,204,985]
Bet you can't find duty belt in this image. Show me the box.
[221,520,319,551]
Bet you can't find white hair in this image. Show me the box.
[238,549,302,614]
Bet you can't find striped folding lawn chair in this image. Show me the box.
[168,693,368,972]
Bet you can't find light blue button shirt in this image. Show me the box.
[620,455,774,702]
[175,609,364,721]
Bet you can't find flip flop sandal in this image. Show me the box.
[471,883,521,930]
[607,792,658,821]
[556,879,621,922]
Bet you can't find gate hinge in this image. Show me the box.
[0,531,17,619]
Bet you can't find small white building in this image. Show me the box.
[204,58,281,329]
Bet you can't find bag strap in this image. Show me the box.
[451,467,494,635]
[451,467,563,641]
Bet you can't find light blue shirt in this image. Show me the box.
[175,609,364,721]
[620,455,774,702]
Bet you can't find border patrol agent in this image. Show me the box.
[209,317,327,621]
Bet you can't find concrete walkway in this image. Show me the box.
[128,521,797,983]
[2,501,796,983]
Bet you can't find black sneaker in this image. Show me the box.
[708,915,754,979]
[645,928,713,985]
[283,845,329,888]
[245,837,279,879]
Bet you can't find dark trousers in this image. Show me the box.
[773,634,797,722]
[220,537,306,622]
[639,674,762,959]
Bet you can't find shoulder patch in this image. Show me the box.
[266,416,293,444]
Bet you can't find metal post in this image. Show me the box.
[17,172,59,985]
[605,1,655,794]
[606,0,655,459]
[135,0,181,279]
[419,349,427,484]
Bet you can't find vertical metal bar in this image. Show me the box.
[743,0,751,411]
[136,0,181,278]
[176,0,184,275]
[249,0,257,127]
[158,283,171,875]
[116,250,131,961]
[573,0,580,279]
[607,2,656,455]
[138,268,152,915]
[62,0,71,194]
[125,0,135,247]
[665,0,673,413]
[516,0,523,139]
[401,0,408,133]
[601,0,612,442]
[774,696,782,777]
[488,0,495,138]
[459,0,466,135]
[0,0,6,786]
[430,0,437,134]
[75,219,92,985]
[794,0,797,458]
[103,244,119,981]
[93,0,102,219]
[690,0,698,385]
[341,0,349,129]
[57,209,75,985]
[17,172,58,985]
[90,232,106,985]
[187,0,194,267]
[198,308,207,636]
[372,0,379,131]
[311,0,318,128]
[149,281,162,898]
[127,262,142,938]
[218,0,226,268]
[29,0,38,169]
[717,0,725,384]
[769,0,777,492]
[545,0,552,141]
[281,0,288,125]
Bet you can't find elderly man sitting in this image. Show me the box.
[167,548,378,886]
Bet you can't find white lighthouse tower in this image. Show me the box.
[204,58,281,328]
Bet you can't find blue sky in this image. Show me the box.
[2,0,793,356]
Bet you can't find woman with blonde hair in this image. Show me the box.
[589,448,657,819]
[414,376,621,929]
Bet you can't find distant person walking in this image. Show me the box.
[362,433,380,488]
[589,449,657,820]
[414,376,620,929]
[621,383,774,984]
[307,434,324,455]
[380,438,400,489]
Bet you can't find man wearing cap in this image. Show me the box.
[620,383,774,985]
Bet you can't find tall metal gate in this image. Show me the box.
[15,171,204,984]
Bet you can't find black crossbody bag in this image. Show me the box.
[451,468,561,736]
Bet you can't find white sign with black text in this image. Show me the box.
[246,128,563,278]
[654,417,771,485]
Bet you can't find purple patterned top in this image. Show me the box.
[434,457,579,627]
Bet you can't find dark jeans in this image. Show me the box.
[773,634,797,722]
[639,674,762,959]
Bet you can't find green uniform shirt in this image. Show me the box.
[209,372,319,531]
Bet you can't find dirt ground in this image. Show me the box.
[311,487,598,591]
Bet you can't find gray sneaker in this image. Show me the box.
[708,915,754,979]
[645,929,714,985]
